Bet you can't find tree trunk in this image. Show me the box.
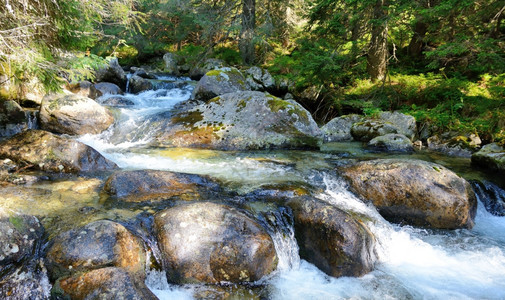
[367,0,388,82]
[240,0,256,65]
[408,19,428,58]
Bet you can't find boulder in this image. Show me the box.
[157,91,322,150]
[154,202,277,284]
[427,132,481,157]
[287,198,376,278]
[0,100,28,138]
[0,260,50,300]
[321,114,363,142]
[52,267,157,300]
[101,96,135,107]
[472,143,505,174]
[103,169,220,202]
[67,81,93,97]
[40,93,114,135]
[379,111,416,140]
[189,58,225,80]
[163,52,179,76]
[191,67,249,101]
[0,209,44,272]
[89,82,123,99]
[340,159,477,229]
[18,77,46,108]
[128,75,153,94]
[46,220,146,281]
[351,120,399,142]
[0,130,117,173]
[95,58,127,90]
[367,133,414,152]
[131,67,156,79]
[245,67,275,92]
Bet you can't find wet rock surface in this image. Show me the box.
[53,267,157,300]
[472,143,505,174]
[0,130,117,173]
[287,197,376,278]
[157,91,322,150]
[89,82,123,99]
[40,93,114,135]
[103,169,221,202]
[95,58,128,90]
[129,75,154,94]
[46,220,146,281]
[340,159,477,229]
[0,100,29,138]
[154,202,278,284]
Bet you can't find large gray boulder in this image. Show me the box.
[46,220,146,281]
[367,133,414,152]
[472,143,505,174]
[321,114,363,142]
[95,58,127,90]
[189,58,225,80]
[40,93,114,135]
[340,159,477,229]
[154,202,278,284]
[163,52,179,75]
[157,91,322,150]
[245,67,275,92]
[0,130,117,173]
[0,100,28,138]
[287,198,376,278]
[379,111,416,140]
[89,82,123,100]
[191,67,249,101]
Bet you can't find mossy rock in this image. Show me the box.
[191,67,249,101]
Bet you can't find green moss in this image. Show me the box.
[206,69,223,77]
[9,216,25,231]
[171,110,204,125]
[267,96,291,112]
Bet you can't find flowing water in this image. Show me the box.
[2,76,505,299]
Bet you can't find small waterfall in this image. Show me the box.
[24,109,39,130]
[472,180,505,216]
[125,73,132,93]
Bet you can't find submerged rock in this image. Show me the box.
[191,67,249,101]
[287,198,376,278]
[321,114,364,142]
[367,133,413,152]
[472,143,505,174]
[154,202,277,284]
[0,100,28,138]
[0,260,50,300]
[103,169,220,202]
[40,93,114,135]
[46,220,146,281]
[53,267,157,300]
[89,82,123,99]
[157,91,321,150]
[0,130,117,173]
[95,58,127,90]
[0,209,44,272]
[340,159,477,229]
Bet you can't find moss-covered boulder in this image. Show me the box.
[52,267,157,300]
[340,159,477,229]
[0,130,117,173]
[287,198,376,278]
[157,91,322,150]
[46,220,146,281]
[103,169,220,202]
[154,202,278,284]
[189,58,225,80]
[191,67,249,101]
[367,133,414,152]
[40,93,114,135]
[321,114,364,142]
[0,100,28,138]
[472,143,505,174]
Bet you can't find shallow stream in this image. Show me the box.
[2,76,505,299]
